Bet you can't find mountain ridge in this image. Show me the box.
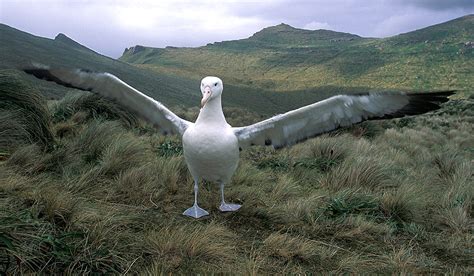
[0,14,472,116]
[122,15,473,54]
[0,23,201,105]
[1,23,345,115]
[248,23,362,44]
[54,33,97,53]
[119,15,473,93]
[122,22,364,56]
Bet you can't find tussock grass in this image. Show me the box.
[319,157,388,191]
[100,134,148,176]
[111,157,183,206]
[1,78,472,273]
[435,160,473,233]
[144,223,236,273]
[324,190,381,219]
[0,194,132,274]
[32,187,79,228]
[262,232,319,263]
[380,185,418,224]
[0,73,54,152]
[6,144,44,173]
[70,120,123,164]
[292,136,347,172]
[50,92,139,127]
[0,111,34,151]
[54,120,79,138]
[267,174,300,202]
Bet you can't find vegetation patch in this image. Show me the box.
[50,92,139,127]
[325,191,381,219]
[0,72,54,152]
[156,139,183,157]
[0,74,472,274]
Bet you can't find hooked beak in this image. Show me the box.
[201,86,212,108]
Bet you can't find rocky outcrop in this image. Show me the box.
[123,45,146,56]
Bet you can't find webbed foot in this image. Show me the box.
[219,203,241,212]
[183,204,209,218]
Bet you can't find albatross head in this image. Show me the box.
[200,76,223,108]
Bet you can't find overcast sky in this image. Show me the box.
[1,0,473,58]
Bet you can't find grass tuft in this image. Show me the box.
[0,72,54,152]
[262,232,319,263]
[144,223,236,273]
[319,157,388,191]
[50,92,139,127]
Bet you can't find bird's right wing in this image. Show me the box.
[234,91,453,149]
[24,66,192,136]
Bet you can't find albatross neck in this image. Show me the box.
[196,95,227,126]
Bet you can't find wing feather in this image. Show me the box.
[24,66,192,136]
[234,91,453,149]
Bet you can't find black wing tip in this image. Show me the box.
[23,68,49,78]
[405,90,455,111]
[407,90,456,100]
[409,90,457,95]
[23,67,92,92]
[379,90,455,120]
[355,90,457,96]
[23,67,62,84]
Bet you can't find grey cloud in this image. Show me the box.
[228,1,473,37]
[397,0,474,11]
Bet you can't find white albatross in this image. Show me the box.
[24,67,454,218]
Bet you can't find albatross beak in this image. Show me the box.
[201,86,212,107]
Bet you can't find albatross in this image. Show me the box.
[24,67,453,218]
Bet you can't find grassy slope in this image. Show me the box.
[0,24,201,107]
[0,24,352,115]
[120,15,474,93]
[1,67,473,274]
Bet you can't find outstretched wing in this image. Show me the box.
[234,91,453,149]
[24,66,192,136]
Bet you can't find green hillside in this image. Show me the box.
[120,15,474,93]
[0,24,354,115]
[2,16,471,116]
[0,24,201,105]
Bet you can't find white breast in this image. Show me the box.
[182,123,240,183]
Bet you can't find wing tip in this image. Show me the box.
[23,67,56,82]
[408,90,456,100]
[379,90,455,119]
[23,66,93,92]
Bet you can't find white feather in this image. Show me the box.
[234,93,410,149]
[45,68,192,136]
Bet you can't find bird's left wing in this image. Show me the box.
[234,91,453,149]
[24,66,192,136]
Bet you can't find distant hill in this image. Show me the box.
[244,23,361,45]
[1,15,472,116]
[120,15,474,93]
[0,23,201,106]
[54,33,98,53]
[0,24,347,115]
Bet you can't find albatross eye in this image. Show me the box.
[214,83,218,87]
